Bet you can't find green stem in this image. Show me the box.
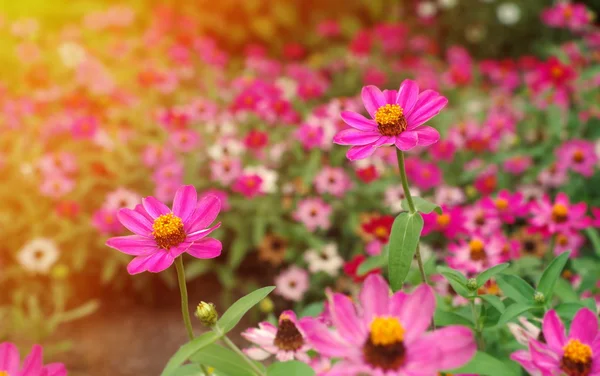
[396,149,428,286]
[175,256,195,340]
[219,330,266,376]
[470,300,485,350]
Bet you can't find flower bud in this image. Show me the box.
[466,278,478,291]
[195,301,218,327]
[259,297,274,314]
[533,291,545,304]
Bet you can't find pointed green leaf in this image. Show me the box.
[446,351,518,376]
[267,361,316,376]
[169,364,203,376]
[388,212,424,291]
[476,263,509,287]
[496,274,534,304]
[434,309,474,327]
[161,332,221,376]
[190,344,261,376]
[401,196,443,214]
[217,286,275,333]
[497,302,535,327]
[585,228,600,257]
[437,266,471,297]
[537,252,570,300]
[479,294,505,313]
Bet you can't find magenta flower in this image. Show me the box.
[529,193,591,235]
[301,274,476,375]
[511,308,599,376]
[0,342,66,376]
[556,139,598,178]
[106,185,222,275]
[333,80,448,160]
[242,310,312,363]
[447,234,508,274]
[481,190,529,225]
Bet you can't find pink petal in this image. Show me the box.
[406,90,448,128]
[360,274,390,322]
[414,126,440,146]
[142,196,171,219]
[126,253,157,275]
[0,342,21,374]
[396,79,420,114]
[133,204,153,221]
[146,251,175,273]
[330,293,366,344]
[187,222,221,242]
[340,111,378,131]
[383,89,398,104]
[361,85,386,118]
[172,185,198,222]
[530,341,560,372]
[299,318,359,358]
[402,337,442,374]
[106,235,157,255]
[186,238,222,259]
[399,285,435,342]
[395,131,419,151]
[543,310,566,352]
[427,326,476,370]
[20,345,43,376]
[333,128,381,146]
[389,291,408,317]
[45,363,68,376]
[569,308,598,345]
[346,137,391,161]
[327,361,371,376]
[117,208,153,236]
[185,195,221,233]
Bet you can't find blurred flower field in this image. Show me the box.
[2,0,600,375]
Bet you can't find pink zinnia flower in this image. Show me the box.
[301,274,476,375]
[481,190,528,224]
[275,266,309,302]
[447,235,507,274]
[106,185,222,275]
[554,230,585,258]
[503,155,532,175]
[314,166,352,198]
[541,2,593,31]
[511,308,598,376]
[422,205,466,239]
[232,174,263,198]
[243,311,312,363]
[0,342,66,376]
[40,175,75,199]
[92,208,123,235]
[333,79,447,160]
[556,139,598,177]
[71,116,99,139]
[293,197,332,232]
[529,193,591,235]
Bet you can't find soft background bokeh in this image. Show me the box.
[1,0,600,375]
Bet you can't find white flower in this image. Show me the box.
[207,138,245,160]
[275,77,298,101]
[438,0,457,9]
[104,188,140,210]
[17,238,59,274]
[434,185,466,207]
[417,1,438,18]
[507,317,541,346]
[304,243,344,276]
[245,166,278,193]
[384,185,421,213]
[58,42,86,68]
[497,3,521,25]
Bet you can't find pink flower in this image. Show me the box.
[503,155,532,175]
[210,157,243,186]
[556,139,598,177]
[0,342,66,376]
[301,274,476,375]
[314,166,352,198]
[232,174,263,198]
[168,130,200,152]
[106,185,222,275]
[554,230,585,258]
[296,123,325,150]
[71,116,99,139]
[538,163,568,188]
[541,2,593,31]
[40,175,75,199]
[333,80,447,160]
[200,189,230,211]
[447,235,507,274]
[92,208,123,235]
[529,193,591,235]
[317,19,341,38]
[481,190,529,224]
[243,311,312,362]
[422,205,466,239]
[38,152,78,176]
[293,198,332,232]
[511,308,598,376]
[275,266,309,302]
[463,203,502,236]
[430,139,456,161]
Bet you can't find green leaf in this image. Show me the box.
[537,252,570,300]
[190,344,260,376]
[555,302,590,321]
[497,302,535,327]
[553,278,579,302]
[401,196,442,214]
[585,228,600,257]
[476,263,509,287]
[434,309,473,327]
[299,302,324,317]
[267,361,315,376]
[581,298,597,313]
[55,300,99,323]
[357,254,385,276]
[388,212,424,291]
[169,364,203,376]
[447,351,518,376]
[479,294,505,313]
[496,274,535,304]
[217,286,275,333]
[161,332,221,376]
[437,266,471,298]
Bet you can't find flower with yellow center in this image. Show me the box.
[374,226,389,239]
[436,213,451,227]
[561,339,593,376]
[152,213,186,250]
[370,316,405,346]
[495,198,509,210]
[469,239,486,261]
[374,104,407,136]
[551,203,569,223]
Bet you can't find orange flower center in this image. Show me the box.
[363,316,406,371]
[436,213,451,227]
[495,198,509,210]
[551,203,569,223]
[469,239,486,261]
[573,150,585,163]
[561,339,592,376]
[375,104,407,136]
[152,213,186,249]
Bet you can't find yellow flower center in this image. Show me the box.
[0,371,9,376]
[573,150,585,163]
[552,203,569,223]
[551,66,564,79]
[561,339,593,376]
[556,234,569,246]
[469,239,486,261]
[495,198,509,210]
[436,213,451,227]
[374,104,407,136]
[152,213,186,250]
[370,316,405,346]
[374,226,388,239]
